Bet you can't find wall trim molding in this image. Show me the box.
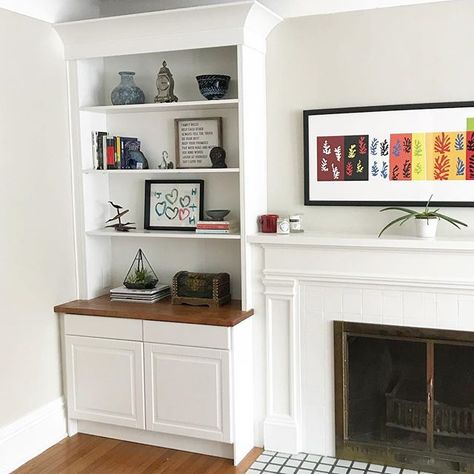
[263,270,474,294]
[0,397,67,474]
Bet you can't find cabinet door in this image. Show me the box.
[65,335,145,429]
[145,343,231,442]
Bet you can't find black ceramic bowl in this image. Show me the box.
[206,209,230,221]
[196,75,231,100]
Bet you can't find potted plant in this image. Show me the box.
[378,195,467,239]
[123,249,159,289]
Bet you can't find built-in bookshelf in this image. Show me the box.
[55,1,280,465]
[56,2,279,309]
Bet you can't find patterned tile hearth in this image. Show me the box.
[247,452,433,474]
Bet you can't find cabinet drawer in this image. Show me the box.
[143,321,230,350]
[64,314,142,341]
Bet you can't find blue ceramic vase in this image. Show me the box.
[111,71,145,105]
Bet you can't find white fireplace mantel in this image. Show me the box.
[249,232,474,455]
[249,231,474,252]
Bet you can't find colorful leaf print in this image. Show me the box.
[434,132,451,154]
[434,154,450,180]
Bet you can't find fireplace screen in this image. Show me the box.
[434,344,474,456]
[347,336,427,450]
[335,322,474,473]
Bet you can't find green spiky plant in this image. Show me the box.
[378,195,467,237]
[126,268,155,286]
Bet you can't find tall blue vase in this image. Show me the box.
[111,71,145,105]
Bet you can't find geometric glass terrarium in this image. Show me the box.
[123,249,158,289]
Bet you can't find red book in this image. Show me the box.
[196,223,230,230]
[107,138,115,168]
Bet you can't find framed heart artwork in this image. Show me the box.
[144,180,204,231]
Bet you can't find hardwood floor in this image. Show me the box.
[14,434,261,473]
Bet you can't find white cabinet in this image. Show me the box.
[61,313,254,464]
[144,343,231,442]
[65,335,145,429]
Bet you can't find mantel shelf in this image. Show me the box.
[80,99,239,114]
[87,229,241,240]
[83,168,240,175]
[248,232,474,252]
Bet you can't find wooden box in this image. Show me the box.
[171,271,231,307]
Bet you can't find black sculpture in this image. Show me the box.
[106,201,136,232]
[210,146,227,168]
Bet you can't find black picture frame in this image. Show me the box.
[144,179,204,231]
[303,101,474,207]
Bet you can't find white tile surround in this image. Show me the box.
[248,232,474,456]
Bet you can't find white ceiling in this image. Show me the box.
[0,0,457,23]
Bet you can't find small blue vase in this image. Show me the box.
[111,71,145,105]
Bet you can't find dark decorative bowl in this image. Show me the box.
[206,209,230,221]
[196,75,230,100]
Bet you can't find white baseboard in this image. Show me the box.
[78,420,234,460]
[0,397,67,474]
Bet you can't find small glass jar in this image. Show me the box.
[277,217,290,234]
[289,214,304,233]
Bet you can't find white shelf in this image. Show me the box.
[80,99,239,114]
[87,229,241,240]
[83,168,240,175]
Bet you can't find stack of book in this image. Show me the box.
[92,131,140,170]
[195,221,235,234]
[110,283,170,303]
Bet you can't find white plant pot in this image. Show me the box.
[415,217,438,239]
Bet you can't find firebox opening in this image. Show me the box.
[348,336,427,450]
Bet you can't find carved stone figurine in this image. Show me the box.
[209,146,227,168]
[158,151,174,169]
[105,201,136,232]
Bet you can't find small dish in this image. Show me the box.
[206,209,230,221]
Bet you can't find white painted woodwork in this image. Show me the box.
[83,168,240,175]
[65,335,145,429]
[87,229,241,240]
[238,44,268,311]
[143,321,231,350]
[56,1,280,305]
[249,233,474,455]
[55,3,281,59]
[144,343,231,442]
[230,317,254,464]
[0,397,67,474]
[80,99,239,114]
[77,420,234,460]
[56,2,279,460]
[64,314,143,341]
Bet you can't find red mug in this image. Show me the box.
[259,214,279,233]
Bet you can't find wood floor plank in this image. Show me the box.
[14,434,262,473]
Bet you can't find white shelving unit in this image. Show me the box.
[82,168,240,175]
[87,228,241,240]
[80,98,239,114]
[55,2,281,464]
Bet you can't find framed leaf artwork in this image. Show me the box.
[303,102,474,206]
[144,180,204,231]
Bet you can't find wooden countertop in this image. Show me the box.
[54,295,254,327]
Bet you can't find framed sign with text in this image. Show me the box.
[175,117,222,168]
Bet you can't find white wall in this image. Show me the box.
[266,0,474,237]
[0,0,99,22]
[0,8,76,426]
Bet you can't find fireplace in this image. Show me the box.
[334,321,474,474]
